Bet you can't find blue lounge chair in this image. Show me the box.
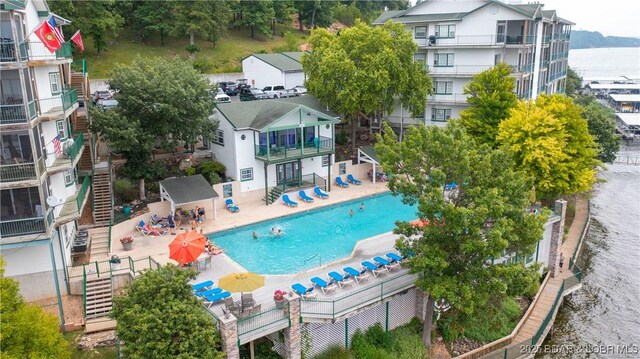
[347,174,362,185]
[386,253,404,263]
[202,291,231,308]
[344,266,370,283]
[298,190,314,203]
[335,177,349,188]
[313,186,329,199]
[192,280,214,292]
[225,199,240,213]
[282,194,298,207]
[310,276,337,294]
[194,287,223,298]
[374,256,400,271]
[361,260,387,277]
[328,271,354,288]
[291,283,318,299]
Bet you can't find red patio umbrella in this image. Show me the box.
[169,231,207,265]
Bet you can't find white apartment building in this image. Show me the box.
[373,0,573,127]
[1,0,92,315]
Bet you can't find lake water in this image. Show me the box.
[540,48,640,357]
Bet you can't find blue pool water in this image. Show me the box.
[209,192,418,274]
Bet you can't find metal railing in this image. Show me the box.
[414,34,537,47]
[36,88,77,117]
[255,137,333,161]
[67,132,84,163]
[0,208,53,238]
[0,101,36,124]
[428,93,469,103]
[76,175,90,211]
[0,160,37,182]
[24,41,72,60]
[237,302,291,344]
[0,41,28,62]
[505,35,536,45]
[553,33,570,41]
[71,255,161,279]
[551,52,569,61]
[300,271,417,319]
[532,280,565,345]
[272,172,326,193]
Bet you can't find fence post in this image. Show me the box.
[283,293,302,359]
[95,261,99,278]
[218,314,240,359]
[385,301,390,332]
[345,318,349,349]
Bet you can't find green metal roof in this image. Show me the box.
[372,10,404,25]
[251,53,303,72]
[359,145,380,164]
[281,51,306,62]
[159,175,219,206]
[215,96,339,131]
[1,0,26,10]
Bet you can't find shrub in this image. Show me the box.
[284,31,299,51]
[350,329,388,359]
[364,323,392,349]
[185,167,196,176]
[314,345,354,359]
[198,159,226,180]
[113,179,137,202]
[336,129,348,145]
[208,172,221,185]
[147,160,168,181]
[192,58,212,73]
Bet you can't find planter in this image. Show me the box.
[274,300,286,309]
[122,242,133,251]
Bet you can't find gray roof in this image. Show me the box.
[372,10,404,25]
[282,51,306,62]
[215,96,339,130]
[359,145,380,164]
[159,175,219,205]
[375,12,467,24]
[251,53,304,72]
[542,10,556,20]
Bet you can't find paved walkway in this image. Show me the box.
[514,198,589,343]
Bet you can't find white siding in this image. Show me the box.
[210,113,238,180]
[284,72,306,88]
[242,56,285,90]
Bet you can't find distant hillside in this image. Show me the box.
[570,30,640,49]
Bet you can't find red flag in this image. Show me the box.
[70,30,84,53]
[47,16,65,44]
[33,21,61,53]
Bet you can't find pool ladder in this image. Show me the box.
[304,253,322,267]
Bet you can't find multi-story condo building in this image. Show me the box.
[374,0,573,127]
[1,0,93,307]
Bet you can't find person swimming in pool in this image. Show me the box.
[349,209,354,217]
[252,231,258,239]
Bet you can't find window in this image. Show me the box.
[431,108,452,122]
[338,163,346,175]
[222,184,232,198]
[434,25,455,38]
[494,54,501,65]
[322,155,330,167]
[414,26,427,39]
[49,72,61,94]
[56,120,66,139]
[64,170,74,186]
[240,168,253,181]
[213,129,224,146]
[433,81,453,95]
[434,53,454,67]
[414,53,426,63]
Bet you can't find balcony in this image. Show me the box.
[505,35,535,45]
[55,176,91,225]
[0,156,44,184]
[0,40,28,63]
[25,41,73,62]
[36,89,78,121]
[47,133,84,174]
[428,93,469,105]
[553,33,571,41]
[551,52,569,61]
[0,208,53,241]
[255,137,333,164]
[0,101,37,125]
[550,71,568,81]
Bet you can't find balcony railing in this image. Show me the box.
[550,71,567,81]
[25,41,73,60]
[428,93,469,104]
[505,35,535,45]
[37,89,78,118]
[0,101,37,125]
[255,137,332,162]
[553,33,570,41]
[0,41,28,62]
[551,52,569,61]
[0,160,37,182]
[47,133,84,172]
[0,208,53,239]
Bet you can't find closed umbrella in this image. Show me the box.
[168,230,206,265]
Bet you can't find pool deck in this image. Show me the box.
[107,181,411,316]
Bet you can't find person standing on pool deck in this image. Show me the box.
[349,209,354,217]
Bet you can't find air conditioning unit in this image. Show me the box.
[62,139,74,157]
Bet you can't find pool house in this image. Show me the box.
[210,96,340,205]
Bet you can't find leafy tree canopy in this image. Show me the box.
[295,0,337,30]
[458,62,518,147]
[375,122,545,345]
[303,20,432,152]
[0,258,70,359]
[237,0,276,38]
[497,94,600,199]
[580,98,620,163]
[112,265,224,358]
[565,67,583,98]
[91,56,216,195]
[130,0,175,45]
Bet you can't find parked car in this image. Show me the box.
[219,81,239,96]
[239,88,269,101]
[96,98,118,110]
[262,85,286,99]
[279,89,300,98]
[292,85,307,96]
[92,90,112,104]
[213,88,231,103]
[236,78,251,90]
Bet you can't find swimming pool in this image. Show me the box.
[209,192,417,274]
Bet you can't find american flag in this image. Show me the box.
[52,134,62,156]
[47,16,65,44]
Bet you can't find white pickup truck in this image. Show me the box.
[262,85,298,99]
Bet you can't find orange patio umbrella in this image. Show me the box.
[169,230,207,265]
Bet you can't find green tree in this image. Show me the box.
[237,0,276,38]
[0,258,70,359]
[375,122,545,347]
[91,56,216,200]
[131,0,175,45]
[497,94,600,200]
[581,100,620,163]
[458,62,518,147]
[203,0,233,47]
[303,20,432,155]
[295,0,337,31]
[172,0,219,59]
[565,67,583,97]
[111,265,224,358]
[49,0,124,54]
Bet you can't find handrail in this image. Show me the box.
[107,222,113,255]
[71,255,160,279]
[236,302,290,342]
[82,265,87,319]
[66,132,84,163]
[75,175,90,211]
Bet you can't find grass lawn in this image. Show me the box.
[79,25,310,79]
[63,331,117,359]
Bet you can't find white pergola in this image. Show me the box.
[357,146,384,184]
[159,174,219,219]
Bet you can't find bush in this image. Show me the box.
[351,329,389,359]
[185,167,196,176]
[284,31,299,51]
[192,58,212,73]
[198,159,226,182]
[314,345,355,359]
[147,160,169,181]
[333,4,364,26]
[208,172,221,185]
[336,129,348,146]
[113,179,137,202]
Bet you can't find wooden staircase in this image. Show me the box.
[93,169,113,226]
[89,226,110,261]
[84,276,116,333]
[70,71,90,102]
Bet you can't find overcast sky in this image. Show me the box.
[541,0,640,37]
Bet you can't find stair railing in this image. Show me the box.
[82,265,87,319]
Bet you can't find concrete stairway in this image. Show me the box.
[84,276,115,333]
[93,169,113,226]
[90,226,110,261]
